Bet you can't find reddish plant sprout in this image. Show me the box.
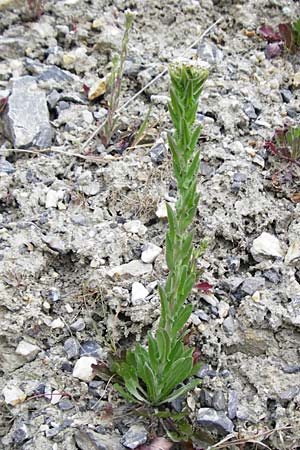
[265,124,300,168]
[192,350,201,367]
[0,96,8,114]
[194,281,213,293]
[259,19,300,59]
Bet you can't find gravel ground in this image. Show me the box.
[0,0,300,449]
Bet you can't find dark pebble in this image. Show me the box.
[58,398,74,411]
[200,388,213,407]
[0,159,15,174]
[263,269,281,284]
[61,361,73,372]
[243,103,257,119]
[12,423,29,444]
[64,337,79,360]
[212,391,226,411]
[281,89,292,103]
[150,143,165,164]
[228,390,238,419]
[282,365,300,374]
[79,340,102,357]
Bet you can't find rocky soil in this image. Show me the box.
[1,0,300,449]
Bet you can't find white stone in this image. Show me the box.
[218,301,230,318]
[107,260,152,279]
[141,243,162,263]
[131,282,149,305]
[2,385,26,406]
[251,232,284,261]
[51,390,62,405]
[45,189,64,208]
[73,356,97,382]
[50,318,65,329]
[15,340,39,360]
[156,201,168,219]
[285,240,300,265]
[124,220,147,236]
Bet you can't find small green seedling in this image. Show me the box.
[113,63,209,406]
[100,13,133,147]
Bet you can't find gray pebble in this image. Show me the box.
[212,390,226,411]
[281,89,292,103]
[197,43,223,64]
[228,390,238,419]
[223,316,235,335]
[12,423,29,444]
[150,143,165,164]
[120,425,148,449]
[49,287,61,302]
[243,102,257,119]
[194,310,210,321]
[79,340,101,357]
[279,386,299,402]
[0,159,15,174]
[263,269,281,284]
[64,337,79,359]
[241,277,265,295]
[282,365,300,374]
[70,318,86,332]
[197,408,234,434]
[58,398,74,411]
[200,388,213,407]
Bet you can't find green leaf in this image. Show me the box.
[158,284,169,326]
[165,232,174,270]
[166,202,177,239]
[148,332,159,374]
[114,383,139,403]
[156,329,171,364]
[158,378,201,405]
[186,151,200,182]
[162,356,193,397]
[172,304,193,337]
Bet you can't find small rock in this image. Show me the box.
[58,398,74,411]
[197,408,234,434]
[88,77,107,101]
[15,340,39,361]
[141,243,162,263]
[50,317,65,329]
[251,232,284,261]
[75,430,124,450]
[243,103,257,119]
[281,89,292,103]
[50,390,62,405]
[292,71,300,88]
[3,76,52,148]
[131,282,149,305]
[223,316,235,335]
[49,287,61,302]
[12,423,30,444]
[2,385,26,406]
[42,235,66,253]
[200,388,213,407]
[218,300,230,318]
[156,201,168,219]
[212,391,226,411]
[263,269,281,284]
[228,390,238,419]
[150,142,165,164]
[107,260,152,279]
[120,425,148,449]
[241,277,265,295]
[124,220,147,236]
[285,240,300,265]
[73,356,97,382]
[47,90,60,109]
[80,341,102,357]
[64,337,80,360]
[0,159,15,174]
[282,365,300,374]
[70,318,86,332]
[194,310,210,321]
[197,43,223,64]
[82,182,101,196]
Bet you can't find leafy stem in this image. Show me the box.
[113,63,209,406]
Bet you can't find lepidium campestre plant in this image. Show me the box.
[113,62,209,406]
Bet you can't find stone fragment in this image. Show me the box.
[3,76,52,148]
[73,356,97,382]
[64,337,80,360]
[243,102,257,119]
[75,430,124,450]
[45,189,64,208]
[131,282,149,305]
[120,425,148,449]
[42,235,66,253]
[50,318,65,329]
[212,391,226,411]
[285,240,300,265]
[292,71,300,88]
[223,316,235,335]
[240,277,265,296]
[12,422,30,444]
[150,142,165,164]
[141,243,162,263]
[0,159,15,174]
[2,385,26,406]
[15,340,39,361]
[197,43,223,64]
[263,269,281,284]
[124,220,147,236]
[79,341,102,357]
[228,390,238,419]
[197,408,234,434]
[156,201,168,219]
[49,287,61,302]
[88,77,107,101]
[107,260,152,279]
[251,232,284,261]
[58,398,74,410]
[200,388,213,407]
[70,318,86,332]
[281,89,292,103]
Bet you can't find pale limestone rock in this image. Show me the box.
[73,357,97,382]
[141,243,162,264]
